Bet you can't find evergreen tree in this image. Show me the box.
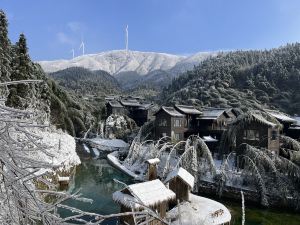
[0,10,11,97]
[7,33,35,109]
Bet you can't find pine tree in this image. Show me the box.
[0,10,11,97]
[6,33,35,109]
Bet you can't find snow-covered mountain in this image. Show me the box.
[38,50,218,76]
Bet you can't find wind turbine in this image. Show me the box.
[70,48,75,59]
[125,24,128,52]
[79,39,85,56]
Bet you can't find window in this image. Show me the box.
[174,119,181,127]
[174,133,182,140]
[158,119,167,127]
[243,130,259,140]
[271,130,277,140]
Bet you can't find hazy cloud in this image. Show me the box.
[56,32,75,45]
[67,22,85,33]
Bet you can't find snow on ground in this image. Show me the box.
[33,127,80,172]
[83,143,91,154]
[87,137,129,151]
[107,151,142,180]
[167,194,231,225]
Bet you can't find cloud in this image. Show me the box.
[56,32,75,45]
[67,22,85,33]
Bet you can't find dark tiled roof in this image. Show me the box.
[120,99,141,107]
[157,106,185,117]
[108,101,123,108]
[175,105,201,115]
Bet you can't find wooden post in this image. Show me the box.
[146,158,160,181]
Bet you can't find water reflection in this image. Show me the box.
[59,157,133,224]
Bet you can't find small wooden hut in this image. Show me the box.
[146,158,160,181]
[164,167,195,202]
[58,176,70,190]
[112,179,176,225]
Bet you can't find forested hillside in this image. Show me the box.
[49,67,120,96]
[161,44,300,115]
[0,10,91,136]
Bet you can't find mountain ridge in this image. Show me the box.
[38,50,219,76]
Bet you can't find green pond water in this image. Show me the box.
[60,155,300,225]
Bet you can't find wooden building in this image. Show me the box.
[106,101,124,115]
[233,113,281,154]
[164,167,195,202]
[287,117,300,140]
[120,99,150,126]
[154,106,187,141]
[58,176,70,190]
[174,105,202,137]
[197,108,237,141]
[266,110,296,134]
[106,97,152,127]
[146,158,160,181]
[112,179,176,225]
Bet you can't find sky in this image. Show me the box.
[2,0,300,61]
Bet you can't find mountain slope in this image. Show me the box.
[49,67,120,96]
[39,50,185,75]
[161,43,300,115]
[39,50,217,91]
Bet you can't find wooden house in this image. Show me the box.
[120,99,150,126]
[146,158,160,181]
[202,135,218,154]
[266,110,296,134]
[233,113,281,154]
[106,97,151,126]
[112,179,176,225]
[154,106,187,141]
[106,101,124,116]
[197,108,237,141]
[58,176,70,190]
[174,105,202,137]
[287,117,300,140]
[164,167,195,202]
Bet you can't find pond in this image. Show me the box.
[60,152,300,225]
[58,156,133,224]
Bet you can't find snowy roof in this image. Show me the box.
[294,117,300,125]
[202,136,218,142]
[139,103,153,110]
[165,167,195,189]
[175,105,201,115]
[58,176,70,182]
[266,110,296,123]
[156,106,185,117]
[112,191,142,209]
[120,99,141,107]
[232,113,277,128]
[107,101,123,108]
[146,158,160,165]
[201,108,227,119]
[115,179,176,208]
[252,114,277,127]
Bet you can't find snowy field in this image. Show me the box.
[167,194,231,225]
[33,127,81,173]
